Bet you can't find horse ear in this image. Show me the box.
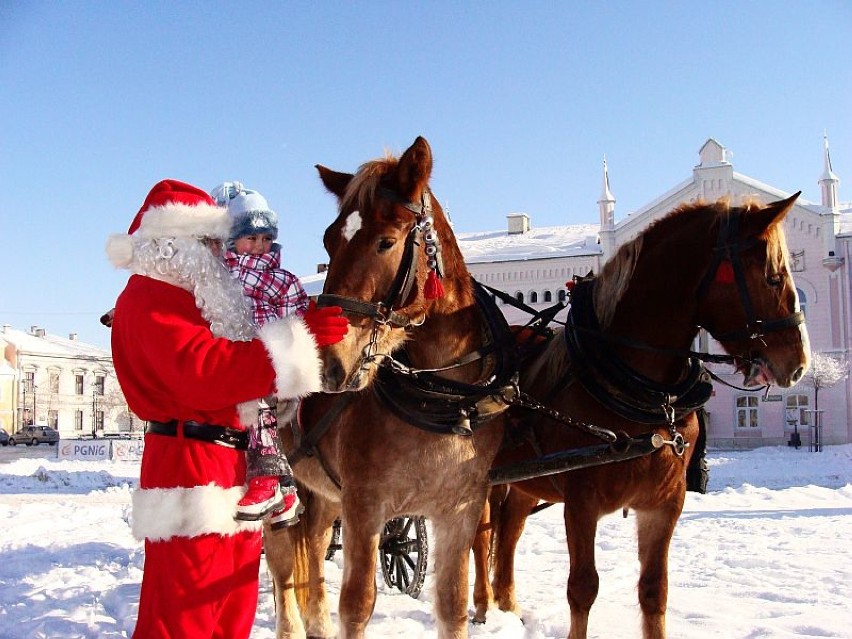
[394,136,433,199]
[744,191,800,235]
[316,165,353,199]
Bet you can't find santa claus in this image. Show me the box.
[106,179,346,639]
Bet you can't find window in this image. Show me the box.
[96,411,105,431]
[796,288,807,318]
[74,410,84,431]
[785,395,809,431]
[48,410,59,428]
[558,290,567,303]
[544,290,552,303]
[736,396,759,428]
[515,292,524,304]
[24,371,35,393]
[94,375,105,396]
[49,371,60,393]
[530,291,538,304]
[75,374,84,396]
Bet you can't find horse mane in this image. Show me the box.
[341,152,397,215]
[593,234,643,329]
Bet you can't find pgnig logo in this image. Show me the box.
[61,442,108,457]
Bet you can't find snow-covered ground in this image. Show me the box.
[0,444,849,638]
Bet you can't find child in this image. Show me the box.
[211,181,310,529]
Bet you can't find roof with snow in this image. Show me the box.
[0,326,111,361]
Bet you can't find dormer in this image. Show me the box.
[697,138,730,167]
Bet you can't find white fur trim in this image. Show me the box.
[136,202,231,240]
[237,400,260,428]
[257,316,323,399]
[131,484,262,541]
[106,234,134,268]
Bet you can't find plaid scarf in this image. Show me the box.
[223,247,308,327]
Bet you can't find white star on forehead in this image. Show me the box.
[342,211,362,242]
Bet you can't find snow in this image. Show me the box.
[0,444,849,638]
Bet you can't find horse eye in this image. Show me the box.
[378,238,396,253]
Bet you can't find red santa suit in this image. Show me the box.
[106,180,325,639]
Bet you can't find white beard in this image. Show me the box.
[129,237,254,341]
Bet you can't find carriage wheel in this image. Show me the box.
[324,518,342,561]
[379,515,428,599]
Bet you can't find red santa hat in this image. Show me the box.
[106,179,231,268]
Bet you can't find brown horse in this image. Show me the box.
[473,193,811,638]
[264,136,518,639]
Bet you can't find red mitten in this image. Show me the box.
[303,300,349,347]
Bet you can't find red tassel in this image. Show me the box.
[565,279,576,291]
[424,270,445,299]
[715,261,735,285]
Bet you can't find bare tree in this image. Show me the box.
[801,352,848,450]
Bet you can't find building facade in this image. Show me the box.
[0,325,136,438]
[459,137,850,449]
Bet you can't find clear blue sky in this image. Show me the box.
[1,1,849,350]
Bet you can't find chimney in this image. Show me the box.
[69,333,78,341]
[507,213,530,235]
[2,324,9,334]
[32,327,46,338]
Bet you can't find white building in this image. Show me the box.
[459,137,850,449]
[0,324,136,438]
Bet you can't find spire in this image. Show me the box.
[819,132,839,211]
[598,156,616,230]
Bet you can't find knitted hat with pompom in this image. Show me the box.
[210,181,278,243]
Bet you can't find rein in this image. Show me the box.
[696,207,805,342]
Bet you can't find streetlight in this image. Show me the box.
[92,387,99,438]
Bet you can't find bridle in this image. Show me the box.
[696,207,805,343]
[316,187,438,329]
[315,187,443,371]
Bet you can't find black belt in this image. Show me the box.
[145,420,249,450]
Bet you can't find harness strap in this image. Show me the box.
[287,393,355,467]
[146,419,249,450]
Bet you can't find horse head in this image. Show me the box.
[315,136,469,392]
[695,193,811,387]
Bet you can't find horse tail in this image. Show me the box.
[291,490,312,613]
[486,484,509,572]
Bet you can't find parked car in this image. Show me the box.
[0,428,9,446]
[9,425,60,446]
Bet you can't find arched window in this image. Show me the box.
[515,292,524,304]
[530,291,538,304]
[796,288,807,317]
[544,290,552,303]
[558,290,567,303]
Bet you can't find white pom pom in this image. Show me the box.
[106,234,134,268]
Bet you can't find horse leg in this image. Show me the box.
[264,518,306,639]
[434,497,489,639]
[491,487,538,617]
[337,506,383,639]
[635,503,682,639]
[471,487,496,624]
[301,493,339,639]
[564,500,599,639]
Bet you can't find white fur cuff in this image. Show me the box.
[131,484,262,541]
[257,316,323,399]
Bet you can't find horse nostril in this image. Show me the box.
[324,358,345,392]
[791,366,804,384]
